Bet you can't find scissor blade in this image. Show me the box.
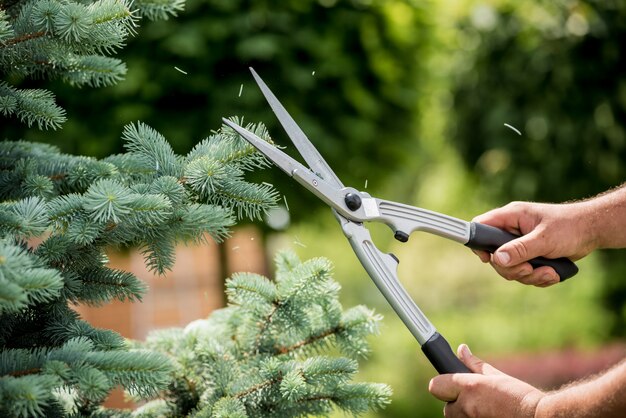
[249,67,344,189]
[222,118,309,178]
[223,117,349,213]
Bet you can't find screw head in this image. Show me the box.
[344,193,362,211]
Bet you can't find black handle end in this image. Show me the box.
[421,332,471,374]
[466,222,578,281]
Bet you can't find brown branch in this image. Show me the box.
[253,303,278,354]
[274,325,343,355]
[1,31,47,48]
[298,394,338,403]
[49,173,66,181]
[234,375,280,400]
[7,367,41,377]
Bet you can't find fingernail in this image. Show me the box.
[460,344,472,360]
[495,251,511,266]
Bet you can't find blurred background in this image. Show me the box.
[10,0,626,416]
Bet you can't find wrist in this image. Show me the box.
[584,185,626,249]
[572,199,602,253]
[533,393,553,418]
[520,390,547,418]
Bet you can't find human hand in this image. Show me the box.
[428,344,544,418]
[472,201,596,286]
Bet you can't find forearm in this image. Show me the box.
[584,184,626,250]
[536,360,626,418]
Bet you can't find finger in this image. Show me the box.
[457,344,502,376]
[489,261,533,281]
[517,266,559,286]
[429,375,461,402]
[472,202,529,234]
[472,249,491,263]
[443,401,462,418]
[490,261,559,285]
[492,229,551,268]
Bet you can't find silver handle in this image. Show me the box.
[339,218,436,345]
[375,199,471,243]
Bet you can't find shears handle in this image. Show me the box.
[422,333,470,374]
[340,218,470,374]
[370,199,579,281]
[466,222,579,281]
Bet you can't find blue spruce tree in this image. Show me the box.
[1,0,391,416]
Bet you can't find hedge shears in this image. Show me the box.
[223,68,578,374]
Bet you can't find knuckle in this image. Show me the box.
[507,201,527,212]
[510,240,530,260]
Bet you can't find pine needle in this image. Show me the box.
[238,84,244,97]
[293,236,306,248]
[504,123,521,135]
[174,66,187,75]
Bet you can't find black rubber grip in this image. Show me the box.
[421,332,471,374]
[466,222,578,281]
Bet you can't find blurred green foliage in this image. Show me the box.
[452,0,625,202]
[6,0,432,221]
[450,0,626,336]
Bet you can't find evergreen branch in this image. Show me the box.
[211,180,279,221]
[82,179,134,223]
[122,122,181,178]
[133,0,184,21]
[62,55,127,88]
[0,10,13,43]
[0,374,61,417]
[233,375,278,400]
[0,30,46,47]
[0,238,64,314]
[0,82,66,130]
[274,325,342,355]
[73,268,147,305]
[6,367,41,377]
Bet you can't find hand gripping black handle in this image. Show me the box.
[421,332,471,374]
[466,222,578,281]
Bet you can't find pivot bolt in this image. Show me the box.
[344,193,362,211]
[394,231,409,242]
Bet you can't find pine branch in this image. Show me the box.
[273,325,342,355]
[133,0,184,21]
[0,82,66,130]
[143,252,390,417]
[0,0,185,129]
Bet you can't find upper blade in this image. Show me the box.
[222,118,309,178]
[249,67,343,188]
[223,118,350,212]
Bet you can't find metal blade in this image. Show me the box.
[222,118,349,212]
[249,67,344,188]
[222,118,308,178]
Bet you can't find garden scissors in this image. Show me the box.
[222,68,578,375]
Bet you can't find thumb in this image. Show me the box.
[457,344,502,376]
[493,229,549,267]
